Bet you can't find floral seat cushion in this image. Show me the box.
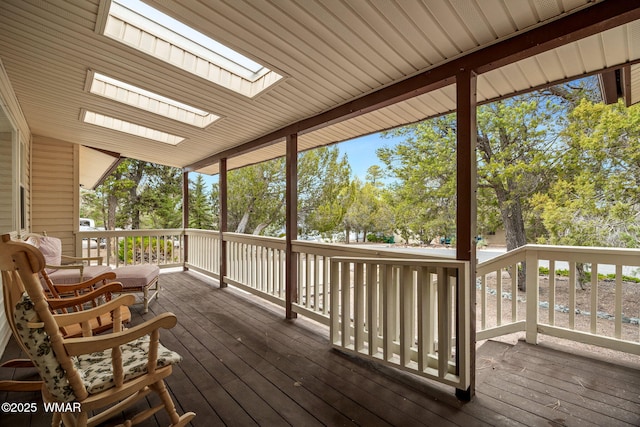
[14,293,182,399]
[75,335,182,394]
[14,293,75,402]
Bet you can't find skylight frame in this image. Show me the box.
[86,70,221,128]
[100,0,284,98]
[81,109,185,145]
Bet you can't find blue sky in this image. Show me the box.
[336,133,395,180]
[196,132,402,186]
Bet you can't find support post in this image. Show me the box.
[285,134,298,319]
[525,250,539,343]
[455,68,477,401]
[219,158,228,288]
[182,171,189,271]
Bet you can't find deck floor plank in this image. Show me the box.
[1,270,639,426]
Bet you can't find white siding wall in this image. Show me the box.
[0,60,32,354]
[0,132,11,232]
[31,136,79,256]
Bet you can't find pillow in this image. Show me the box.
[26,236,61,273]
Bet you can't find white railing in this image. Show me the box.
[223,232,287,307]
[292,241,452,325]
[76,229,184,268]
[476,244,640,355]
[330,257,471,390]
[184,229,221,279]
[76,229,640,360]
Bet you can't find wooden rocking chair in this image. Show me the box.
[0,234,195,426]
[1,264,131,392]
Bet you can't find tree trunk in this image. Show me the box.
[576,263,588,290]
[107,194,117,231]
[236,211,250,233]
[494,185,528,290]
[107,193,118,260]
[253,223,268,235]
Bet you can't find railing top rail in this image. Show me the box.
[76,229,185,237]
[293,240,453,260]
[524,243,640,256]
[476,249,526,274]
[477,243,640,274]
[223,232,287,249]
[185,229,221,237]
[331,256,469,269]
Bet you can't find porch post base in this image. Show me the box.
[456,386,472,402]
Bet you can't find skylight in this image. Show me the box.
[87,71,220,128]
[101,0,283,97]
[82,110,185,145]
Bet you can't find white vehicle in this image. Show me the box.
[79,218,105,248]
[79,218,95,229]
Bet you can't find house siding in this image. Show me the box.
[0,59,32,354]
[31,136,79,256]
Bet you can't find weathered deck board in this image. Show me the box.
[1,270,639,426]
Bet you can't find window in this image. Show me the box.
[99,0,283,98]
[0,102,13,233]
[87,71,220,128]
[81,109,185,145]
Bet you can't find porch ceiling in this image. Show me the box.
[1,0,639,178]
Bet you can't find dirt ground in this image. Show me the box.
[477,271,640,367]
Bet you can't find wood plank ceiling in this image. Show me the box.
[0,0,639,178]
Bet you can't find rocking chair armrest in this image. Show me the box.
[47,283,126,310]
[63,312,178,356]
[62,254,104,265]
[52,294,135,327]
[51,272,118,294]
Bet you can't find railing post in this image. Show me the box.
[525,248,539,344]
[182,171,189,271]
[285,133,298,319]
[219,158,228,288]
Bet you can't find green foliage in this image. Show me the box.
[87,160,182,230]
[366,233,394,243]
[208,146,352,237]
[379,115,457,244]
[300,147,352,236]
[343,179,394,242]
[189,174,215,229]
[118,236,173,263]
[533,100,640,248]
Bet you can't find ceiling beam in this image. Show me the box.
[185,0,640,172]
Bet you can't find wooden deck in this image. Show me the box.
[2,270,640,426]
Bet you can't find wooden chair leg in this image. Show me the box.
[60,412,78,427]
[143,287,149,313]
[51,412,62,427]
[151,380,195,426]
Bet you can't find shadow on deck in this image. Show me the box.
[1,270,639,426]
